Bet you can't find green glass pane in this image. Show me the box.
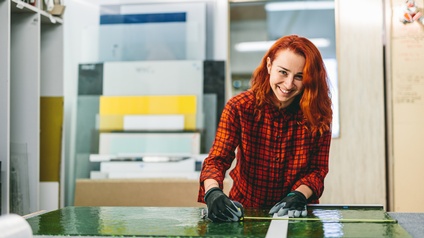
[26,206,411,237]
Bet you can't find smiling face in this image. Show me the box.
[267,49,305,109]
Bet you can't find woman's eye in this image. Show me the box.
[279,70,288,76]
[295,75,303,81]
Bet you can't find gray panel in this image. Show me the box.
[203,61,225,126]
[98,3,206,61]
[75,153,100,179]
[75,96,100,154]
[78,63,103,95]
[99,23,187,61]
[68,96,100,204]
[203,94,216,153]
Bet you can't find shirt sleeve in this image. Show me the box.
[293,128,332,201]
[197,99,241,203]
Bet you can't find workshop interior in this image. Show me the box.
[1,0,424,237]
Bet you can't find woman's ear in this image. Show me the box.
[266,57,271,74]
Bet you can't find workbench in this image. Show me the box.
[25,205,413,237]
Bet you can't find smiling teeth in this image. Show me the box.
[277,86,290,94]
[280,88,290,94]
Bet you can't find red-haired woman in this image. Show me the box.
[198,34,333,222]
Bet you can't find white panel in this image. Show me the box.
[265,214,288,238]
[103,60,203,95]
[123,115,184,131]
[391,2,424,211]
[100,157,195,172]
[11,12,40,214]
[39,182,59,212]
[41,23,63,96]
[321,0,386,207]
[90,171,108,179]
[90,154,115,162]
[107,171,200,179]
[0,0,11,215]
[99,132,201,155]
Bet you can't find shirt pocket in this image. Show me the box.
[289,139,316,172]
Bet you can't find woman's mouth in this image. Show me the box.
[277,85,291,94]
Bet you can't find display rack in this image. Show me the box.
[0,0,63,215]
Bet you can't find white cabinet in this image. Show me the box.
[0,0,63,215]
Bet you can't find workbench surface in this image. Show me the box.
[26,205,411,237]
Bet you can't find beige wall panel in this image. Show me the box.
[74,179,232,207]
[320,0,386,206]
[390,0,424,212]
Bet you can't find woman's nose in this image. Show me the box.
[284,77,295,89]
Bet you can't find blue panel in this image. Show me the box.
[100,12,186,25]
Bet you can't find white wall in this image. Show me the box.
[388,0,424,212]
[320,0,387,206]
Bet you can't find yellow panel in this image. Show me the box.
[98,115,124,131]
[183,115,196,130]
[99,96,197,115]
[99,96,197,130]
[40,97,64,182]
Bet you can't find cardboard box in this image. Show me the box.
[49,4,65,16]
[74,178,232,207]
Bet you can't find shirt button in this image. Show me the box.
[275,157,279,161]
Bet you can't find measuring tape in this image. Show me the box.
[244,216,398,223]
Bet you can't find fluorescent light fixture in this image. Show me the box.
[235,41,274,52]
[265,1,334,11]
[235,38,331,52]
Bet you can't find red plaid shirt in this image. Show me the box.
[198,90,331,208]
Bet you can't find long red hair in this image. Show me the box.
[250,35,333,135]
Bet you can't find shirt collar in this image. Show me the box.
[266,97,301,120]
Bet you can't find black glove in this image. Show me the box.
[268,191,308,217]
[204,187,244,222]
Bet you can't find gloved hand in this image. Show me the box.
[268,191,308,217]
[204,187,244,222]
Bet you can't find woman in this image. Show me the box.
[198,35,333,222]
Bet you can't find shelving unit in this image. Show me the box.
[0,0,63,215]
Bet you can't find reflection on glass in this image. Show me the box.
[312,208,345,237]
[230,0,339,137]
[10,142,30,216]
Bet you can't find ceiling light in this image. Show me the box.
[265,1,334,11]
[235,38,331,52]
[235,41,274,52]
